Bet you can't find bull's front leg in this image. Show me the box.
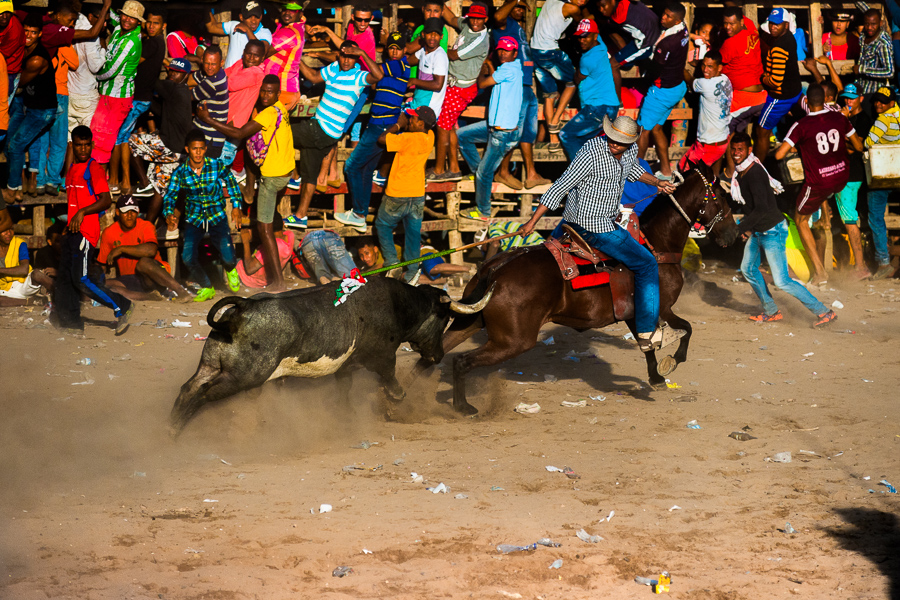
[367,354,405,403]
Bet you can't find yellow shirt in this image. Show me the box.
[385,130,434,198]
[0,235,30,291]
[253,102,295,178]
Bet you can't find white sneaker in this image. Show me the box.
[232,169,247,184]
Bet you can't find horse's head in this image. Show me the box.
[684,164,741,248]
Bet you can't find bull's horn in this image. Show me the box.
[449,284,494,314]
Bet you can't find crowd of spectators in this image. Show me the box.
[0,0,897,333]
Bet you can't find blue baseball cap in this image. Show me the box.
[168,57,191,73]
[768,8,788,24]
[840,83,861,99]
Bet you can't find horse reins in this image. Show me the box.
[665,170,731,236]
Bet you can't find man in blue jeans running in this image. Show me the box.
[457,36,522,221]
[729,132,837,327]
[519,115,683,351]
[559,18,621,160]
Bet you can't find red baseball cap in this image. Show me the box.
[574,19,599,37]
[496,36,518,51]
[466,2,488,19]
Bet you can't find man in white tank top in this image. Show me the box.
[530,0,588,153]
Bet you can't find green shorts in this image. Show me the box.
[835,181,862,224]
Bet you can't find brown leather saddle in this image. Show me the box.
[543,219,682,322]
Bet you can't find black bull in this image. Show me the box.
[169,277,493,433]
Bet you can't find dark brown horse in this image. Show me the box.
[421,166,741,415]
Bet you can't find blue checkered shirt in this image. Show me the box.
[163,157,242,228]
[539,136,646,234]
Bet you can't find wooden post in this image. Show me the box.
[340,4,352,37]
[32,205,46,242]
[389,3,399,34]
[447,0,461,46]
[212,10,231,56]
[743,4,759,28]
[525,0,537,39]
[519,193,534,218]
[446,190,464,265]
[810,3,824,58]
[669,98,690,149]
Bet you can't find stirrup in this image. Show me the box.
[638,322,686,352]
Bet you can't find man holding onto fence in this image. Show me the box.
[519,115,680,352]
[863,86,900,280]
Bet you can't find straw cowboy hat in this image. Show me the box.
[603,115,641,145]
[119,0,145,22]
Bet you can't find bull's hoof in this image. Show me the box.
[453,401,479,416]
[657,355,678,377]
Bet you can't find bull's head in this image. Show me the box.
[408,284,495,362]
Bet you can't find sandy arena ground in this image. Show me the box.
[1,262,899,600]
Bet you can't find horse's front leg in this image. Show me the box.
[624,318,667,388]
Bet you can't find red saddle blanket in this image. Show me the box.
[571,255,611,290]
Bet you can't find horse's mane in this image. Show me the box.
[636,170,704,228]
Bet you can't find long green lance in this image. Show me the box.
[360,230,526,277]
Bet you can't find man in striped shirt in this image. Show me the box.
[855,8,895,95]
[755,8,801,162]
[192,44,229,159]
[518,115,680,352]
[864,87,900,279]
[337,32,411,232]
[90,0,143,165]
[284,41,383,230]
[263,2,306,111]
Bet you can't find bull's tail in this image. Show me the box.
[207,296,246,337]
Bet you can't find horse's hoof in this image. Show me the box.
[657,355,678,377]
[453,402,479,416]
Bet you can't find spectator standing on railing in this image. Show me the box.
[407,18,449,120]
[263,2,306,112]
[90,1,143,168]
[679,50,731,175]
[531,0,587,153]
[67,5,107,145]
[192,44,229,159]
[198,74,296,291]
[283,42,383,231]
[407,0,450,79]
[720,8,764,139]
[337,32,411,233]
[823,10,860,61]
[855,7,895,95]
[4,14,56,204]
[636,2,688,180]
[205,1,272,69]
[223,40,266,184]
[108,8,165,196]
[755,8,802,162]
[458,36,522,221]
[428,1,489,183]
[862,86,900,280]
[597,0,659,71]
[32,43,77,197]
[559,19,621,161]
[492,0,551,190]
[0,1,24,102]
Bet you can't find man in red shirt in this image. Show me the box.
[720,8,765,135]
[54,125,133,335]
[98,194,191,301]
[775,84,864,285]
[0,1,24,99]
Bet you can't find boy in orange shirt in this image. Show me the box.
[373,106,436,283]
[98,194,192,301]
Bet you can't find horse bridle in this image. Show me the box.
[666,170,731,236]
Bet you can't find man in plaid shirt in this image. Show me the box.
[163,130,243,302]
[519,115,681,353]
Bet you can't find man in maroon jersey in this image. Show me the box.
[775,83,864,286]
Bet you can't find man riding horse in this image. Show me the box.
[519,114,683,352]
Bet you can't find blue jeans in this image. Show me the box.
[554,220,660,334]
[375,194,424,281]
[867,189,891,266]
[518,86,539,145]
[741,220,827,316]
[181,220,237,289]
[34,94,69,188]
[5,95,24,150]
[115,99,151,146]
[615,41,653,71]
[345,122,389,217]
[532,48,576,98]
[559,104,619,160]
[342,88,371,136]
[457,123,521,214]
[7,106,56,189]
[300,229,357,281]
